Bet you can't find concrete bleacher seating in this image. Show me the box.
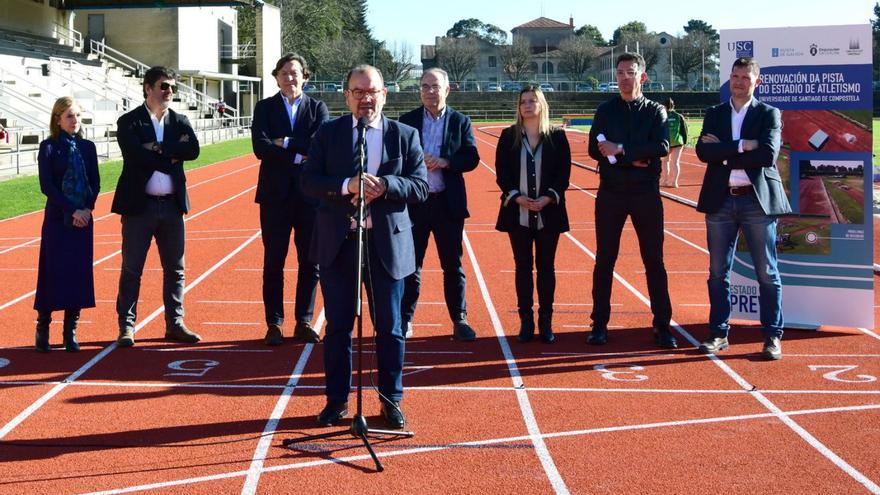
[0,26,242,179]
[0,27,100,67]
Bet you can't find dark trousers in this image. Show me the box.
[401,192,467,323]
[508,226,560,316]
[116,197,185,329]
[591,188,672,328]
[259,194,319,326]
[321,234,405,403]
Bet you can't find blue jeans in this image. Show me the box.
[706,193,784,338]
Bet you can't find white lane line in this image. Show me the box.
[6,379,880,396]
[0,183,257,312]
[0,161,258,256]
[561,186,880,494]
[79,402,880,495]
[463,229,569,494]
[140,348,273,353]
[0,230,262,441]
[858,328,880,341]
[202,322,263,326]
[240,309,325,495]
[0,237,40,255]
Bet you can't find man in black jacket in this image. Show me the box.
[586,52,676,349]
[113,66,201,347]
[251,54,329,345]
[398,68,480,341]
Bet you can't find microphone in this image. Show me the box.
[357,116,369,137]
[597,134,617,164]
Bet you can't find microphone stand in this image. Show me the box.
[282,118,413,472]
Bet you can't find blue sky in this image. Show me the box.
[365,0,875,61]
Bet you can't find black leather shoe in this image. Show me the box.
[165,324,202,343]
[317,401,348,426]
[264,324,283,346]
[586,325,608,345]
[293,321,320,343]
[453,321,476,342]
[116,327,135,348]
[762,336,782,360]
[380,400,406,429]
[699,336,729,354]
[654,327,678,349]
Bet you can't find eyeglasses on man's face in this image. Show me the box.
[347,88,383,100]
[158,82,177,93]
[420,84,443,93]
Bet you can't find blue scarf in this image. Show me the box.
[60,132,90,210]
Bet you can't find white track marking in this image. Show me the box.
[463,229,569,494]
[78,402,880,495]
[5,380,880,396]
[560,175,880,493]
[0,183,258,312]
[0,230,262,440]
[240,310,325,495]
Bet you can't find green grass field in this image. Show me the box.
[572,120,879,162]
[0,138,252,220]
[822,176,864,224]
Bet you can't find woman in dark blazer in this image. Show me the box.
[34,96,100,352]
[495,86,571,343]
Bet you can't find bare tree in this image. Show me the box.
[670,33,708,87]
[314,37,368,81]
[436,37,479,83]
[618,31,660,71]
[500,36,532,81]
[375,41,416,83]
[558,36,599,81]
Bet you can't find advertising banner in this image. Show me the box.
[719,25,873,328]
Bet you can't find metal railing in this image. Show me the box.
[52,22,83,51]
[89,39,238,119]
[0,83,51,128]
[49,58,139,110]
[220,42,255,59]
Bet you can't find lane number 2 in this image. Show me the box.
[807,365,877,383]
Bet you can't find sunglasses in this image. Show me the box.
[159,82,177,93]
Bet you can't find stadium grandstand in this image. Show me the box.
[0,0,276,178]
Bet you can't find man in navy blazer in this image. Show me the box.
[302,64,428,429]
[695,57,792,360]
[252,54,329,346]
[398,68,479,341]
[112,66,201,347]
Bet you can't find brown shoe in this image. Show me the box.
[264,324,283,346]
[165,324,201,343]
[293,321,320,343]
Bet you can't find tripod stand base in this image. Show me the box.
[282,414,414,472]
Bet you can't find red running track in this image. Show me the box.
[0,129,878,494]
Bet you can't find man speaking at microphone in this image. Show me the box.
[302,64,428,429]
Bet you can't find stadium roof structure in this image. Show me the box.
[57,0,255,8]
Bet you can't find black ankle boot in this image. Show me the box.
[517,310,535,343]
[35,311,51,353]
[63,309,80,352]
[538,310,556,344]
